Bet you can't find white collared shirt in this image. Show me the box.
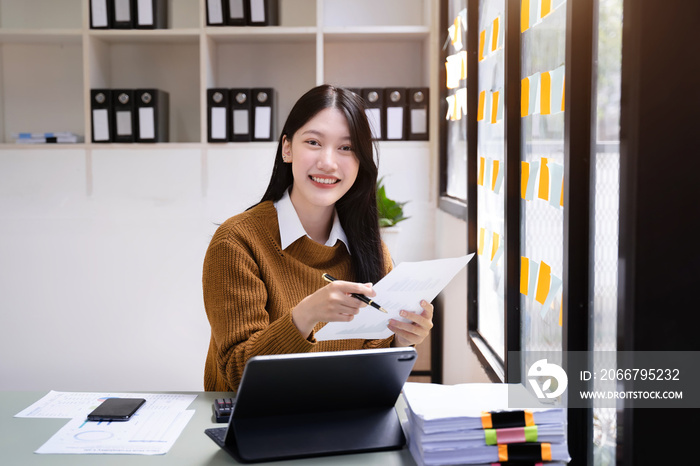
[274,188,350,252]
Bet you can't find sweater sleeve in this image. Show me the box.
[203,237,316,390]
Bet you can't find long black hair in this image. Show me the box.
[259,84,385,284]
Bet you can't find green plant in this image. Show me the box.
[376,178,410,228]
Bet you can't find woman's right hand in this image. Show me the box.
[291,280,375,338]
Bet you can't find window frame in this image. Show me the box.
[438,0,468,220]
[438,1,596,463]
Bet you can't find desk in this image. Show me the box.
[0,391,417,465]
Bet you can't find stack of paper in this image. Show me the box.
[402,383,571,465]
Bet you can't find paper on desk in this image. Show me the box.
[14,391,197,455]
[315,254,474,341]
[401,382,566,433]
[35,409,195,455]
[15,390,197,419]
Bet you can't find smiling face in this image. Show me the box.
[283,107,360,219]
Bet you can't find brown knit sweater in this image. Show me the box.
[202,201,394,392]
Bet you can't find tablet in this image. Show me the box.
[205,347,417,463]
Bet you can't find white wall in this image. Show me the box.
[0,143,435,391]
[1,148,214,391]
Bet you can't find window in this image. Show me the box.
[454,0,598,460]
[475,0,506,361]
[519,0,567,368]
[591,0,622,463]
[440,0,468,212]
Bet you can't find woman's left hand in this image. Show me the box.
[388,300,434,347]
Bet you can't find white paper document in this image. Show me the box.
[315,254,474,341]
[15,391,197,455]
[35,409,195,455]
[15,391,196,419]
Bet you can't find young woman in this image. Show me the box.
[202,85,433,392]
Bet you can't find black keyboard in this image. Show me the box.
[213,397,236,423]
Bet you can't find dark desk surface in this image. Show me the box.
[0,391,417,465]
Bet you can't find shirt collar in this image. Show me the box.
[274,188,350,252]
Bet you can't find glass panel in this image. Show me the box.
[476,0,505,360]
[591,0,622,463]
[519,0,567,365]
[444,1,468,201]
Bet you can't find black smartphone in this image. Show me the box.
[86,397,146,421]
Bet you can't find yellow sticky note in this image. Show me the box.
[559,299,563,326]
[453,16,462,47]
[521,0,531,33]
[478,228,486,255]
[538,157,550,201]
[478,157,486,186]
[491,232,500,261]
[492,160,500,191]
[479,29,486,61]
[561,76,566,112]
[491,90,500,124]
[540,71,551,115]
[521,161,530,199]
[541,0,552,18]
[491,17,500,52]
[521,77,530,117]
[520,256,530,295]
[477,90,486,121]
[535,261,552,305]
[560,178,564,207]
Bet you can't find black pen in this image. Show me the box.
[322,273,388,314]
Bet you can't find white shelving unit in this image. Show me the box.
[0,0,436,147]
[0,0,442,391]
